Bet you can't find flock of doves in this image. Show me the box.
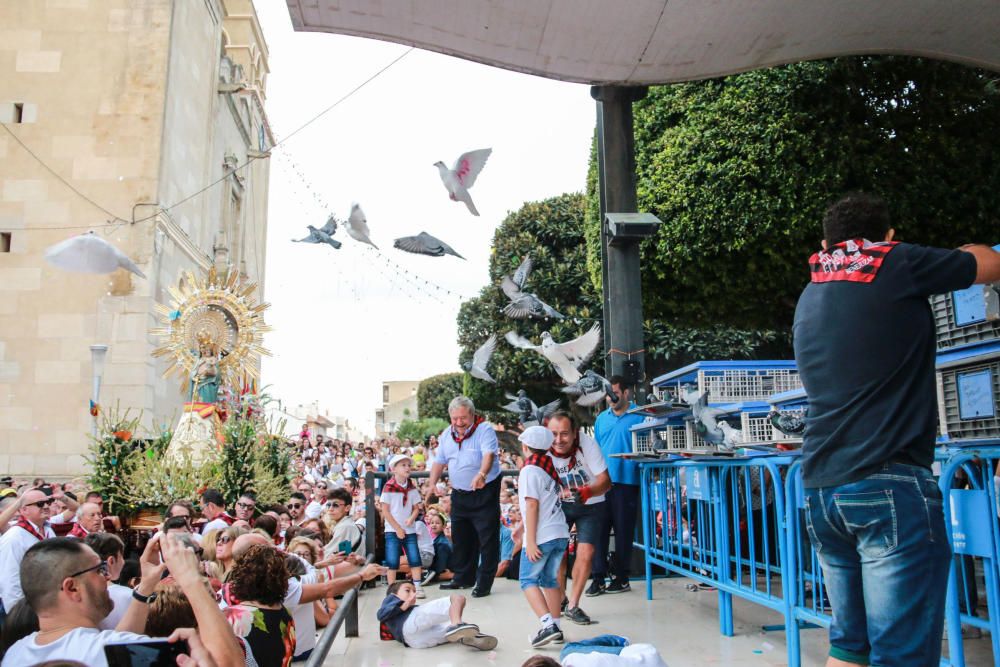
[292,148,495,259]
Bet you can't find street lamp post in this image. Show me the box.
[90,344,108,437]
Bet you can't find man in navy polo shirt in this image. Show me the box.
[425,396,501,597]
[794,192,1000,667]
[588,376,645,596]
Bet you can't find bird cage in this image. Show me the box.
[930,285,1000,352]
[740,413,774,444]
[938,348,1000,441]
[655,361,801,404]
[684,421,719,453]
[659,426,687,451]
[632,429,653,455]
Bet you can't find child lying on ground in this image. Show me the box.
[376,581,498,651]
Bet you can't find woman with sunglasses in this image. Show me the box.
[211,524,248,582]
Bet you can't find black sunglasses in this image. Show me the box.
[26,499,55,508]
[69,560,109,579]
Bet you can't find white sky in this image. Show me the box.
[256,5,596,435]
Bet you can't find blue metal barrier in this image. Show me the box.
[939,445,1000,666]
[639,455,799,663]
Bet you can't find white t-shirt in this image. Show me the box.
[291,573,318,656]
[518,465,570,546]
[202,516,232,534]
[305,500,324,520]
[380,485,422,534]
[562,644,669,667]
[548,431,609,505]
[99,583,135,630]
[1,627,148,667]
[415,519,434,558]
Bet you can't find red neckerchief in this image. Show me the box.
[525,453,560,486]
[16,517,48,542]
[216,512,236,526]
[550,433,580,470]
[383,477,416,505]
[451,416,484,449]
[809,239,899,284]
[69,523,90,539]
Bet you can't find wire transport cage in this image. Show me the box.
[654,361,802,404]
[930,285,1000,352]
[938,349,1000,441]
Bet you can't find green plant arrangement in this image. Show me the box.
[86,404,144,516]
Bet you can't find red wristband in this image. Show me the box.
[577,486,593,503]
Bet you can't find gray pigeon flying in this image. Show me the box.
[500,254,564,320]
[461,334,497,383]
[562,370,619,407]
[394,232,465,259]
[293,216,341,249]
[502,390,561,426]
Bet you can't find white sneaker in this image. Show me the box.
[415,587,426,599]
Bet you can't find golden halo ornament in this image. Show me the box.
[151,266,271,388]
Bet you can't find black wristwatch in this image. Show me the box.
[132,589,158,604]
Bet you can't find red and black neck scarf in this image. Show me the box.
[450,416,484,449]
[216,512,236,526]
[383,477,416,505]
[69,522,89,539]
[16,517,48,542]
[550,433,581,471]
[525,453,561,486]
[809,238,898,284]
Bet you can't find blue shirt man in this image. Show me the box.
[590,377,645,595]
[432,420,500,491]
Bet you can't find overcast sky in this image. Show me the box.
[256,5,596,435]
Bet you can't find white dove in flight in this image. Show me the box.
[44,231,146,278]
[505,324,602,384]
[434,148,492,216]
[463,334,498,383]
[343,203,378,249]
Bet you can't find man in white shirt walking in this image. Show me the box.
[0,488,56,619]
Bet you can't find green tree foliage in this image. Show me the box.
[396,417,450,442]
[417,373,465,421]
[586,56,1000,330]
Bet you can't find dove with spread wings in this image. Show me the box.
[45,231,146,278]
[434,148,492,216]
[394,232,465,259]
[462,334,498,384]
[500,254,564,320]
[563,370,619,407]
[293,216,341,249]
[343,203,378,249]
[505,324,601,384]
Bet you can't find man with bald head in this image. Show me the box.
[0,488,57,620]
[69,502,104,539]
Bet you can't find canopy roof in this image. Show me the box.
[286,0,1000,85]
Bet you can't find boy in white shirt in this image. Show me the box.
[380,454,425,597]
[517,426,570,648]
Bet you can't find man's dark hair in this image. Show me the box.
[20,538,91,612]
[83,532,124,560]
[608,375,628,389]
[289,492,307,503]
[201,488,225,507]
[254,514,278,537]
[238,491,257,501]
[822,192,891,247]
[548,409,578,430]
[328,488,352,506]
[85,491,103,502]
[163,516,192,533]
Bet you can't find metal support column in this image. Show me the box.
[592,85,649,398]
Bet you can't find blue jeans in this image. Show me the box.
[384,532,422,571]
[560,634,629,661]
[519,538,568,590]
[804,463,951,666]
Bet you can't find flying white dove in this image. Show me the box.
[500,254,564,320]
[45,231,146,278]
[505,324,601,384]
[434,148,492,216]
[343,203,378,249]
[462,334,497,383]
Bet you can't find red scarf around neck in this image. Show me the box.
[550,433,580,471]
[809,238,898,284]
[451,416,484,449]
[16,517,48,542]
[68,522,90,539]
[383,477,416,505]
[525,452,561,486]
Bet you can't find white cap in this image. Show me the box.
[518,425,554,450]
[388,454,413,469]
